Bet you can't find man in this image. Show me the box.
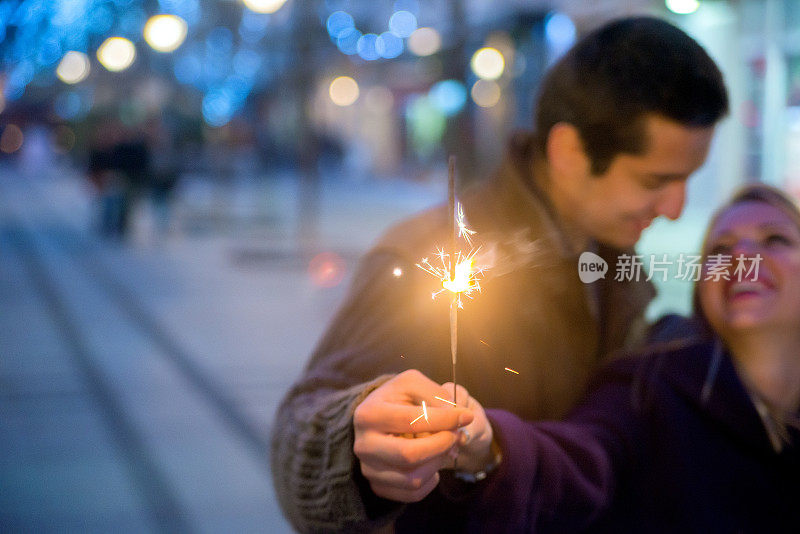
[271,16,728,532]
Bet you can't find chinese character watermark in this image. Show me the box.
[578,252,762,284]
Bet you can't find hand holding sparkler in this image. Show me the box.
[441,382,498,480]
[353,370,474,503]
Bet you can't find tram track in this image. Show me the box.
[1,222,193,534]
[0,172,278,531]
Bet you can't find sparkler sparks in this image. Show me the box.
[457,203,477,246]
[415,240,484,307]
[410,400,430,425]
[435,396,457,406]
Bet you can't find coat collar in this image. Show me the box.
[654,338,785,455]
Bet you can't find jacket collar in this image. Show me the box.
[658,338,786,455]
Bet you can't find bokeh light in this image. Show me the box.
[37,37,63,67]
[206,27,234,55]
[666,0,700,14]
[240,9,270,42]
[326,11,354,39]
[389,11,417,38]
[308,252,346,288]
[406,95,446,156]
[97,37,136,72]
[0,124,24,154]
[429,79,467,116]
[470,47,505,80]
[544,12,576,57]
[54,91,83,120]
[242,0,288,14]
[337,27,362,55]
[376,32,403,59]
[408,27,441,57]
[233,48,261,78]
[174,53,202,85]
[162,0,201,26]
[357,33,380,61]
[202,91,234,126]
[56,51,91,84]
[471,79,501,108]
[144,14,188,53]
[329,76,359,106]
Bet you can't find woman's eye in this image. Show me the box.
[709,243,732,255]
[765,233,792,247]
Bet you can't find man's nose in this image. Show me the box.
[655,181,687,221]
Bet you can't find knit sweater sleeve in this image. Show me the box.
[270,374,401,533]
[270,248,448,532]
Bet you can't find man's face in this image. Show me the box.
[564,114,715,249]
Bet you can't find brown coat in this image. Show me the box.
[271,139,655,532]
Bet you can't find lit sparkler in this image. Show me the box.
[415,156,486,412]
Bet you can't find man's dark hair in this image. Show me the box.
[534,16,729,174]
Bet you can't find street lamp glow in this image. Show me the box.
[144,14,188,53]
[97,37,136,72]
[408,27,441,56]
[666,0,700,14]
[329,76,359,107]
[242,0,288,14]
[56,51,91,84]
[470,47,505,80]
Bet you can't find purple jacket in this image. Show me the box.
[469,335,800,533]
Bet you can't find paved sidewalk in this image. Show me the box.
[0,161,443,533]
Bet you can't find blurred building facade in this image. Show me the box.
[0,0,799,210]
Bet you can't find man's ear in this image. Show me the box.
[546,122,590,179]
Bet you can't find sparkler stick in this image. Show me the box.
[448,156,458,407]
[415,156,486,464]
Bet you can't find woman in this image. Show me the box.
[450,184,800,532]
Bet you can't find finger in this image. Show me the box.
[390,370,454,405]
[354,429,459,469]
[354,402,472,434]
[360,453,451,493]
[369,472,441,503]
[440,382,472,408]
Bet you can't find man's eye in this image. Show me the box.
[641,177,663,190]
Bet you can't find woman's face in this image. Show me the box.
[699,201,800,338]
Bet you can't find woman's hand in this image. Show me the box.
[441,382,496,475]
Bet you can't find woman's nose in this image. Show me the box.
[730,239,759,257]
